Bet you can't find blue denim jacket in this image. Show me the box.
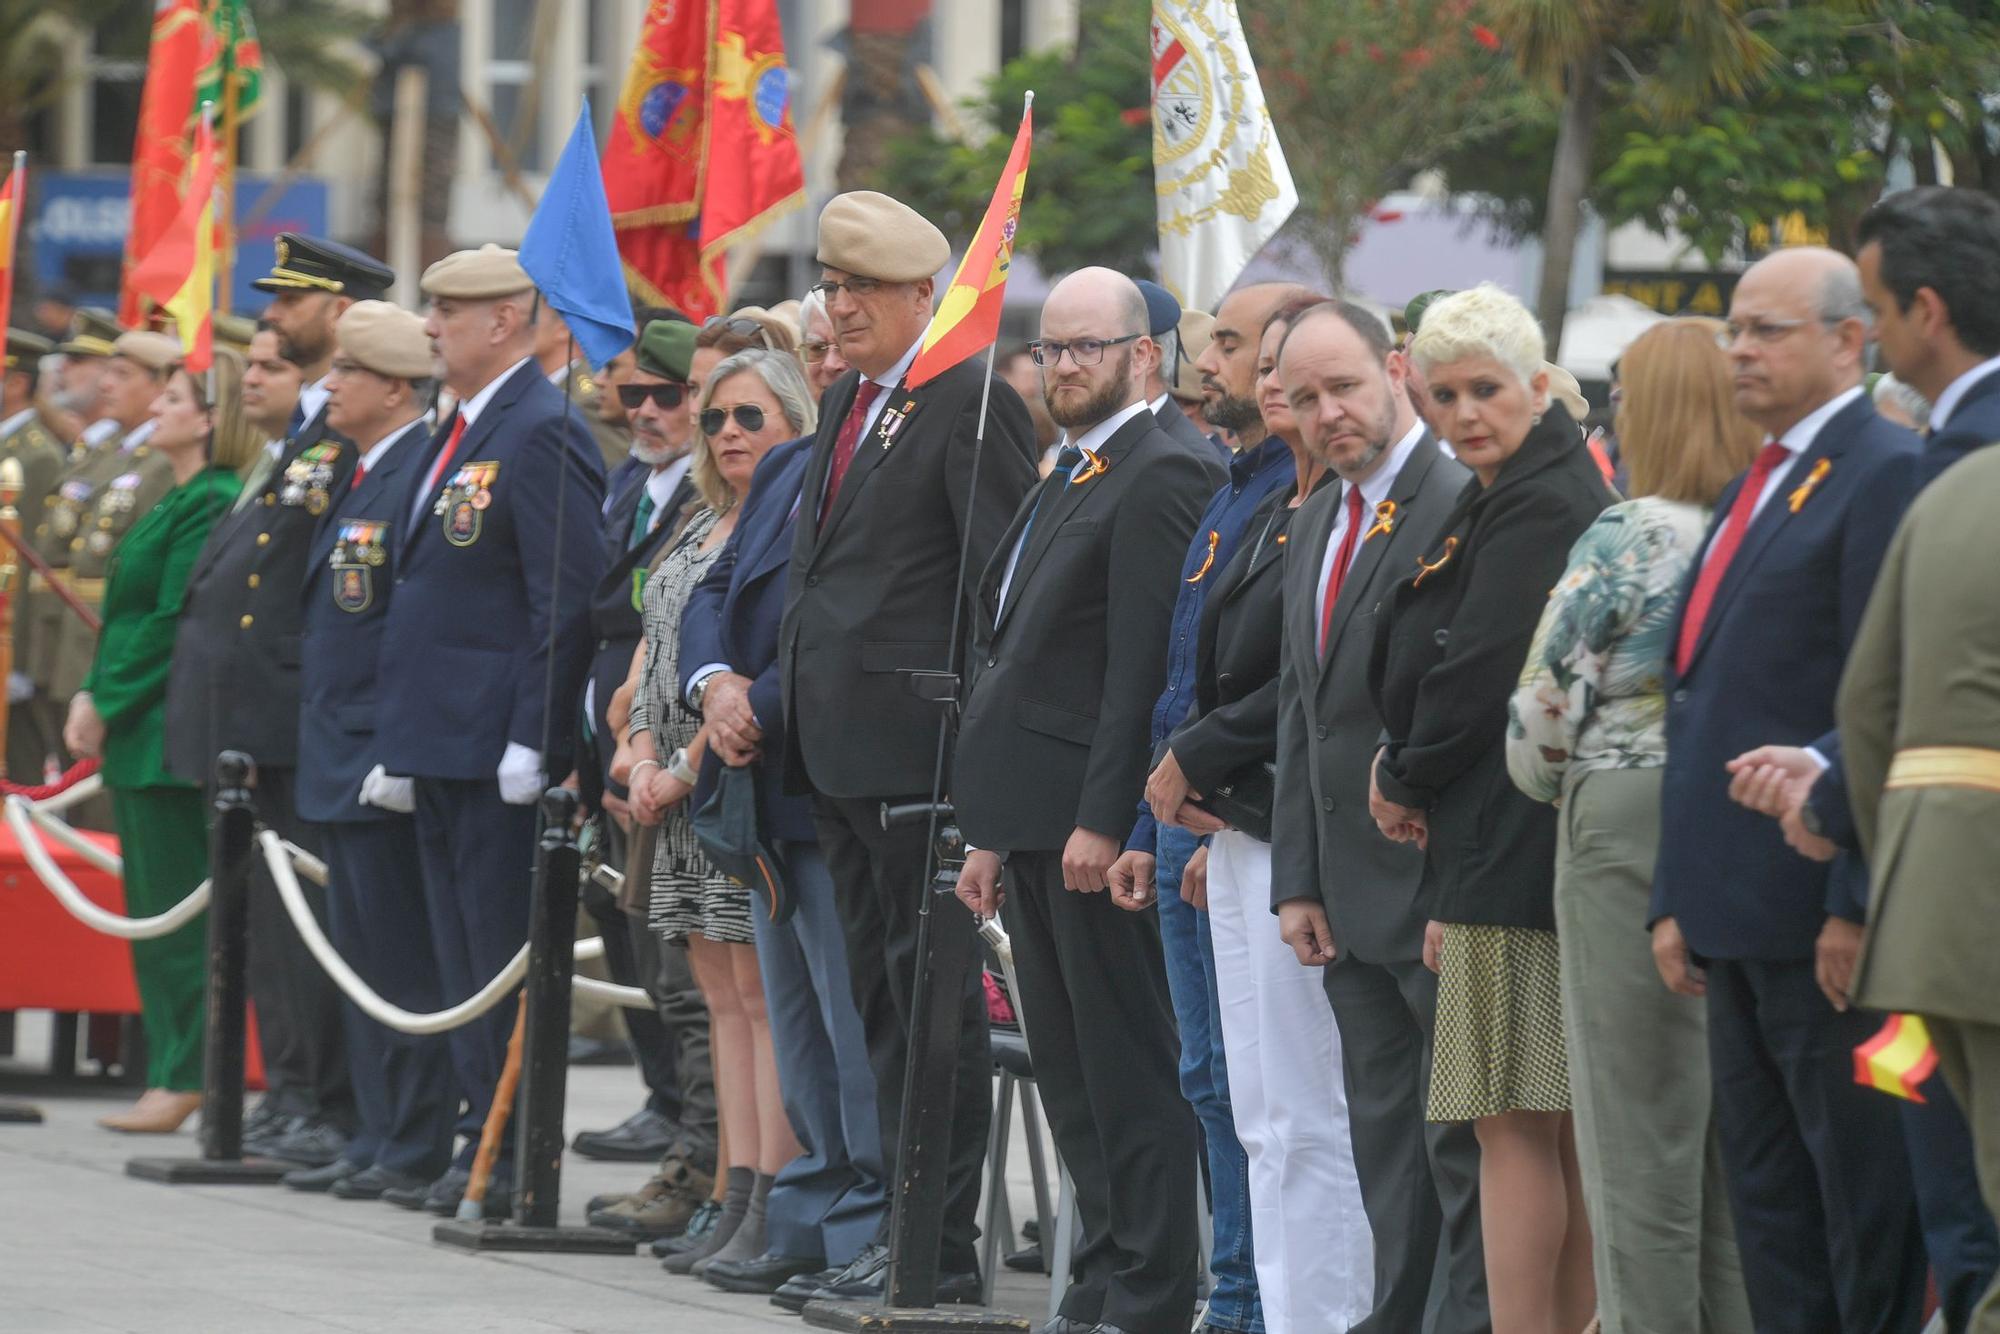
[1127,434,1296,855]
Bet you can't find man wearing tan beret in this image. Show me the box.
[284,301,460,1202]
[756,190,1038,1307]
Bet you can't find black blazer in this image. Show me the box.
[1167,478,1306,801]
[953,410,1214,852]
[1369,408,1614,930]
[1155,398,1230,471]
[163,406,356,781]
[779,356,1037,800]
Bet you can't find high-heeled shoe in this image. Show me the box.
[97,1088,202,1133]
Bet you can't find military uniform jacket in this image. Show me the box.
[0,410,68,666]
[163,408,356,782]
[296,420,426,822]
[54,435,174,703]
[953,411,1213,853]
[82,466,242,790]
[780,356,1037,800]
[375,360,606,783]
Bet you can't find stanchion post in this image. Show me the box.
[127,750,288,1184]
[432,786,632,1253]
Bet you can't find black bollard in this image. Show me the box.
[434,786,632,1253]
[128,751,288,1184]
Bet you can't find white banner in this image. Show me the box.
[1152,0,1299,312]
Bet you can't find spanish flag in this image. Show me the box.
[906,93,1034,389]
[128,110,218,373]
[1855,1012,1939,1102]
[118,0,205,328]
[0,153,23,339]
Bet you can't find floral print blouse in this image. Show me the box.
[1506,496,1710,802]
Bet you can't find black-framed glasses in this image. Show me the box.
[618,381,687,410]
[703,314,775,350]
[800,338,835,364]
[1028,333,1143,368]
[808,276,885,301]
[701,404,768,436]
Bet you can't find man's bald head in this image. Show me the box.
[1196,282,1318,439]
[1037,268,1158,432]
[1727,245,1871,435]
[1043,267,1151,339]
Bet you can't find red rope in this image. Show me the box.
[0,757,101,802]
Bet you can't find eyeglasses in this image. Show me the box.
[700,404,768,436]
[1028,333,1143,368]
[801,338,835,364]
[808,277,885,301]
[618,381,687,410]
[1717,316,1843,348]
[703,315,775,350]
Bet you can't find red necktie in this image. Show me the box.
[420,411,467,503]
[350,461,367,492]
[1674,440,1791,674]
[1318,484,1367,657]
[819,380,886,530]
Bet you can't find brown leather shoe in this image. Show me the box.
[97,1089,202,1134]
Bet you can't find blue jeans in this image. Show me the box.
[1156,825,1263,1332]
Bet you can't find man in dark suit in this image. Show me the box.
[953,267,1213,1334]
[373,245,606,1216]
[681,401,887,1298]
[1649,247,1927,1333]
[1269,301,1487,1334]
[163,234,392,1166]
[1135,278,1230,469]
[568,315,715,1181]
[282,301,458,1202]
[775,191,1037,1300]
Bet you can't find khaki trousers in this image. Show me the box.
[1929,1016,2000,1333]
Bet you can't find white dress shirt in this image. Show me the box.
[1313,420,1427,620]
[996,398,1150,617]
[1927,355,2000,433]
[80,418,121,448]
[1699,384,1864,566]
[297,375,331,431]
[119,418,157,453]
[643,454,692,533]
[0,408,34,438]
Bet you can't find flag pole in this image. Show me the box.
[1,152,25,336]
[218,72,239,313]
[959,90,1030,470]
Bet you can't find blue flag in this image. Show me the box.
[519,99,633,371]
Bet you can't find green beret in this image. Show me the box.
[637,318,695,382]
[1403,288,1457,337]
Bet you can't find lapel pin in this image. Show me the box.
[878,399,916,449]
[1069,448,1108,486]
[1788,458,1832,512]
[1413,536,1459,588]
[1365,499,1398,541]
[1186,529,1219,584]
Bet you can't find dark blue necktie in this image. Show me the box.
[1018,444,1082,552]
[287,402,307,440]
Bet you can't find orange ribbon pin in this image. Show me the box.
[1068,448,1108,486]
[1788,458,1832,513]
[1365,500,1398,541]
[1186,529,1220,583]
[1413,536,1459,588]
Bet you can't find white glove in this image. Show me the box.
[7,672,32,704]
[358,764,416,814]
[498,742,546,806]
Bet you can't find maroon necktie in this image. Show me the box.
[819,380,886,531]
[1674,440,1791,674]
[420,411,467,502]
[1318,485,1367,657]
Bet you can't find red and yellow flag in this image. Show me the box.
[696,0,805,315]
[128,112,219,372]
[118,0,206,328]
[1855,1012,1939,1102]
[907,95,1034,389]
[0,155,24,339]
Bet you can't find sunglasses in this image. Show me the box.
[700,404,768,436]
[618,381,687,410]
[702,315,775,350]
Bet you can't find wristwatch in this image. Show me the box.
[691,672,714,712]
[667,748,699,785]
[1798,798,1826,838]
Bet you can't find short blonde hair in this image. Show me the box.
[1616,317,1761,506]
[690,349,819,512]
[1410,283,1545,386]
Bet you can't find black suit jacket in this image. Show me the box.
[163,406,356,781]
[780,356,1037,799]
[1272,435,1468,960]
[1370,409,1615,930]
[1154,399,1229,471]
[953,409,1213,852]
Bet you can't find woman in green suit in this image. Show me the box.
[65,348,255,1133]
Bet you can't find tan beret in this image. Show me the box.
[212,312,258,353]
[1542,362,1590,422]
[1173,309,1214,402]
[337,300,434,380]
[420,243,533,300]
[113,330,184,372]
[816,191,949,283]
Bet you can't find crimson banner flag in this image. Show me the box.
[128,111,218,372]
[119,0,206,328]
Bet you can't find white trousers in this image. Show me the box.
[1207,829,1375,1333]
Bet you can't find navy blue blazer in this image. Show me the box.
[678,437,813,843]
[1652,392,1920,960]
[1920,364,2000,483]
[295,419,427,823]
[375,361,607,782]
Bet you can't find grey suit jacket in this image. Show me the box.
[1271,433,1469,964]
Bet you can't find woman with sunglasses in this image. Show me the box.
[623,348,816,1276]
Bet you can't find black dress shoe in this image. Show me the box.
[265,1119,352,1168]
[935,1269,983,1305]
[571,1106,679,1162]
[769,1266,842,1313]
[1038,1320,1094,1334]
[814,1241,890,1299]
[330,1164,429,1201]
[1005,1241,1047,1273]
[282,1158,362,1192]
[410,1167,515,1218]
[244,1112,302,1159]
[702,1251,826,1294]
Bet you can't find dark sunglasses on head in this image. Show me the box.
[700,404,767,436]
[618,381,687,410]
[702,315,775,350]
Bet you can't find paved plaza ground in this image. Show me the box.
[0,1016,1057,1334]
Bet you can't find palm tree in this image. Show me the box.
[1485,0,1771,350]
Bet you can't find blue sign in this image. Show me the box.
[28,171,332,316]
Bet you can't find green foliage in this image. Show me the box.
[249,0,373,99]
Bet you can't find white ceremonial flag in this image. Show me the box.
[1152,0,1299,311]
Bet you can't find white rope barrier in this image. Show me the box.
[34,771,104,816]
[4,794,211,940]
[573,975,654,1010]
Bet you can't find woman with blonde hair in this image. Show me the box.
[65,349,251,1133]
[1507,317,1758,1333]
